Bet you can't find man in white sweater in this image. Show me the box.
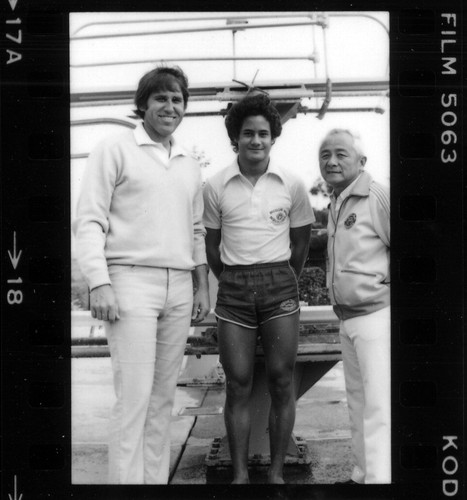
[73,66,210,484]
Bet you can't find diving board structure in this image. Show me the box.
[72,305,341,466]
[70,12,389,122]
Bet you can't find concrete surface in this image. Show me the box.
[72,357,352,484]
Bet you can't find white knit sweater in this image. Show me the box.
[73,123,207,291]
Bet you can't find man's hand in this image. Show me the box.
[192,286,210,323]
[90,284,120,322]
[191,264,210,323]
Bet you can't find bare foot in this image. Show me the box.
[267,474,285,484]
[231,476,250,484]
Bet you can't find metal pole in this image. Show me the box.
[71,118,136,128]
[71,20,324,41]
[71,12,388,38]
[328,12,389,35]
[72,12,319,36]
[232,30,237,80]
[71,55,317,69]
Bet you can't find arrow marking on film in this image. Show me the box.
[8,475,23,500]
[8,232,22,270]
[8,0,18,11]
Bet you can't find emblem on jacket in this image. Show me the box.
[269,208,288,224]
[344,213,357,229]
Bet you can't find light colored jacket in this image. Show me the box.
[326,171,390,320]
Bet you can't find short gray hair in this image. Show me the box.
[319,128,366,157]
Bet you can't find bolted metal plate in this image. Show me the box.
[179,406,224,416]
[206,436,311,467]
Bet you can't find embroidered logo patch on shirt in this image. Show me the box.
[269,208,288,224]
[344,213,357,229]
[280,299,298,312]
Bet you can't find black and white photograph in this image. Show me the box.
[2,2,465,498]
[70,11,391,485]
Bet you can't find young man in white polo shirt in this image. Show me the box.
[203,94,314,484]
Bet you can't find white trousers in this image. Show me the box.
[105,265,193,484]
[339,306,391,484]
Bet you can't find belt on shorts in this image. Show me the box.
[223,261,289,271]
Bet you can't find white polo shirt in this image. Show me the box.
[203,160,315,266]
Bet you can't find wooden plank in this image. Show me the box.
[71,306,338,339]
[71,307,341,358]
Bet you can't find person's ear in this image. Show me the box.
[360,156,367,169]
[138,103,147,115]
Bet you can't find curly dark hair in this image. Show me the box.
[225,93,282,152]
[133,66,189,119]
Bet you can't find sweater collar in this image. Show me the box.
[133,122,187,158]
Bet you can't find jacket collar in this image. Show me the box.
[222,158,285,186]
[331,170,373,201]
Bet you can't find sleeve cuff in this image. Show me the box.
[87,271,112,292]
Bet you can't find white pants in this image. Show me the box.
[339,306,391,484]
[105,265,193,484]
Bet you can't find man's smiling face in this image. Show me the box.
[141,86,186,144]
[236,115,273,166]
[319,131,366,195]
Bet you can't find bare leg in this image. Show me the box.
[260,312,299,484]
[217,319,257,484]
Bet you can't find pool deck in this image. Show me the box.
[72,356,352,485]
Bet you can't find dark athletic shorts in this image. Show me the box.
[215,261,300,329]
